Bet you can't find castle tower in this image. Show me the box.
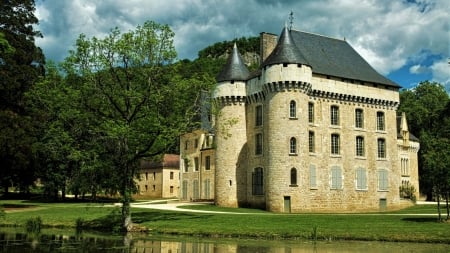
[261,26,313,212]
[213,43,250,207]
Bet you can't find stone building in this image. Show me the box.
[134,154,180,199]
[180,129,215,201]
[181,26,420,212]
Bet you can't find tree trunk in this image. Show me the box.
[446,191,449,221]
[437,193,442,222]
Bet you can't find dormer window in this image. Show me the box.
[283,63,288,67]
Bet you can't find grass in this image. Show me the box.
[1,200,449,244]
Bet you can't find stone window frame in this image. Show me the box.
[330,105,340,126]
[330,166,343,190]
[290,167,298,186]
[289,137,297,155]
[309,131,315,153]
[376,111,385,131]
[356,136,365,157]
[331,133,340,155]
[205,155,211,170]
[377,168,389,191]
[255,133,263,155]
[356,167,368,190]
[377,138,386,159]
[308,102,315,124]
[355,108,364,128]
[309,164,317,189]
[255,105,263,127]
[289,100,297,119]
[252,167,264,195]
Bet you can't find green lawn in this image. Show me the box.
[1,200,449,244]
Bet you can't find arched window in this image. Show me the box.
[290,168,297,185]
[252,167,264,195]
[290,137,297,154]
[289,100,296,118]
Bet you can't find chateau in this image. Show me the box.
[180,26,419,212]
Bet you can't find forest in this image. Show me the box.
[1,0,449,230]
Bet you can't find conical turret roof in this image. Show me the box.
[262,26,309,67]
[216,43,250,82]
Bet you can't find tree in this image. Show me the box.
[399,81,450,220]
[0,0,45,193]
[62,21,209,231]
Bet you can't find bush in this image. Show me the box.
[25,216,42,233]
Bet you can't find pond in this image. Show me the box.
[0,228,448,253]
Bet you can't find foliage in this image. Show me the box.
[198,36,259,59]
[25,216,42,233]
[399,81,450,220]
[0,0,45,194]
[28,21,215,231]
[399,182,416,202]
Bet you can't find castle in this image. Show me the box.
[180,26,419,212]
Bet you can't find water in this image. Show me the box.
[0,228,448,253]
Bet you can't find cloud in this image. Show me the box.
[430,59,450,90]
[409,64,430,74]
[34,0,449,88]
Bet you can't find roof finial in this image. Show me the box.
[288,11,294,31]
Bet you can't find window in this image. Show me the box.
[356,167,367,190]
[377,111,385,131]
[377,138,386,158]
[170,171,174,180]
[252,167,264,195]
[182,181,188,199]
[194,138,198,148]
[289,137,297,154]
[193,180,199,199]
[308,102,314,123]
[145,172,148,181]
[331,166,342,189]
[309,131,315,153]
[356,136,365,157]
[355,109,364,128]
[401,158,409,175]
[170,186,174,193]
[289,100,296,118]
[255,105,263,126]
[194,157,199,171]
[205,155,211,170]
[153,172,156,180]
[183,158,189,172]
[331,134,340,155]
[378,169,389,191]
[184,140,189,150]
[204,179,211,199]
[255,133,263,155]
[290,168,297,185]
[331,105,339,125]
[310,165,317,188]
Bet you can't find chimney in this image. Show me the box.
[260,32,277,65]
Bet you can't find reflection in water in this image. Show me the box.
[0,229,449,253]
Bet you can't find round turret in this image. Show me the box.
[213,44,249,208]
[262,26,312,84]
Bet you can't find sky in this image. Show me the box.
[35,0,449,91]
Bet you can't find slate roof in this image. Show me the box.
[262,26,310,67]
[216,43,250,82]
[141,154,180,169]
[289,30,400,88]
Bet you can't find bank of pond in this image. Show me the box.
[0,228,449,253]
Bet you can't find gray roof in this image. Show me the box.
[396,116,419,142]
[290,30,400,88]
[262,26,310,67]
[216,43,250,82]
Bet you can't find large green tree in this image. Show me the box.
[399,81,450,219]
[0,0,45,193]
[60,21,212,231]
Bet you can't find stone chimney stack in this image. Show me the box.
[259,32,278,65]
